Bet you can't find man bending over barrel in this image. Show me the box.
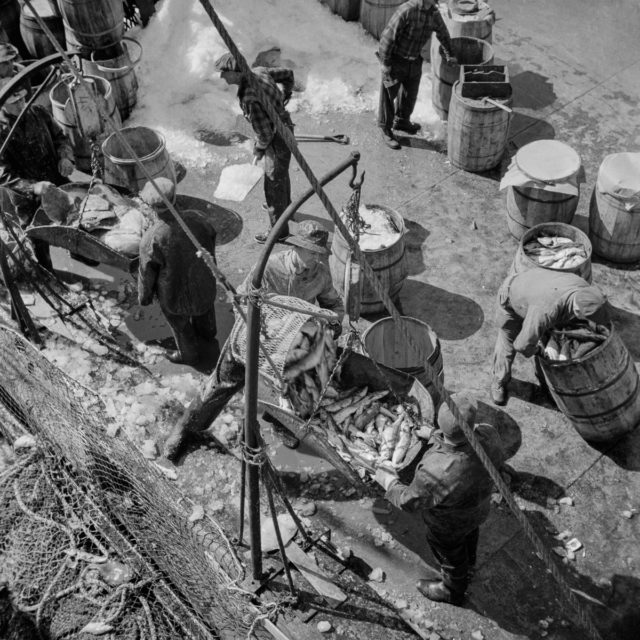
[490,269,609,406]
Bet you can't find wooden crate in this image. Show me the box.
[460,64,511,99]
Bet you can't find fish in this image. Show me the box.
[283,333,326,380]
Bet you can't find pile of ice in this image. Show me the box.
[131,0,443,169]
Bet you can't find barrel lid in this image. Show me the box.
[515,140,581,183]
[597,152,640,202]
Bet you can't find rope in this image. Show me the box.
[194,3,606,637]
[241,443,267,467]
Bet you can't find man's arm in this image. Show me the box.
[267,67,294,101]
[384,458,441,513]
[513,305,556,357]
[430,7,454,58]
[378,10,407,65]
[137,233,160,306]
[316,274,345,321]
[247,101,274,153]
[40,107,74,164]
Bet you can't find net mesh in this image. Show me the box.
[0,326,270,640]
[229,294,330,386]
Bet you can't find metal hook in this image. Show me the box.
[349,167,365,190]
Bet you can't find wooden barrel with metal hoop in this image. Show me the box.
[102,126,176,194]
[359,0,404,40]
[19,0,65,59]
[537,324,640,442]
[59,0,123,53]
[330,204,408,315]
[81,37,141,121]
[322,0,360,21]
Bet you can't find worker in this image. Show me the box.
[239,220,345,325]
[378,0,455,149]
[214,52,294,244]
[374,393,505,605]
[138,178,218,366]
[163,295,338,461]
[490,269,609,406]
[0,88,75,269]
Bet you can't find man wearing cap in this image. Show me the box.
[375,393,505,605]
[378,0,455,149]
[239,220,344,322]
[490,269,609,406]
[0,87,75,268]
[214,52,295,243]
[138,178,218,366]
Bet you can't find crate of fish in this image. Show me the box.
[511,221,592,282]
[259,319,436,484]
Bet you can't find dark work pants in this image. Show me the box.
[163,308,217,362]
[264,124,293,238]
[378,57,423,131]
[425,526,479,595]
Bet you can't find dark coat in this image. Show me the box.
[138,209,217,316]
[386,424,505,536]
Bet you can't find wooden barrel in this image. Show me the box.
[330,204,408,315]
[59,0,123,53]
[510,222,592,283]
[322,0,360,21]
[447,80,511,172]
[359,0,404,40]
[506,185,579,240]
[588,153,640,264]
[81,37,141,121]
[0,0,26,57]
[432,36,493,120]
[362,316,444,407]
[537,325,640,442]
[19,0,65,59]
[102,126,176,195]
[49,73,120,172]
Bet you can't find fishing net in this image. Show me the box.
[0,326,271,640]
[229,294,333,386]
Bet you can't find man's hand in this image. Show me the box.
[374,460,399,491]
[381,63,392,80]
[329,321,343,340]
[444,54,459,65]
[58,158,75,177]
[253,147,266,162]
[283,91,292,106]
[139,294,153,307]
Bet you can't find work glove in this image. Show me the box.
[374,460,399,491]
[58,158,75,177]
[33,180,54,196]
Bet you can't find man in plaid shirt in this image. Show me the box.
[215,53,294,243]
[378,0,454,149]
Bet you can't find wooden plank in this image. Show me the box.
[285,543,347,604]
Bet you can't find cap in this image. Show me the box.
[0,43,18,64]
[140,177,176,209]
[3,87,27,105]
[286,221,329,254]
[572,287,606,320]
[214,53,240,73]
[437,393,477,444]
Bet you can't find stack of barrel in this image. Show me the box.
[59,0,140,121]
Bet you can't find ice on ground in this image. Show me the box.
[132,0,443,169]
[214,163,264,201]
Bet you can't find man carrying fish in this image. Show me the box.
[214,52,294,244]
[490,269,609,406]
[374,393,505,605]
[239,220,344,332]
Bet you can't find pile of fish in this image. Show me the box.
[524,235,588,270]
[282,321,428,473]
[542,320,610,361]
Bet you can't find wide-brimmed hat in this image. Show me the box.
[214,52,240,73]
[438,393,477,444]
[287,221,329,254]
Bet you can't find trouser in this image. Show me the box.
[425,526,480,595]
[264,120,293,237]
[377,57,423,131]
[491,301,523,386]
[177,338,245,435]
[163,308,218,362]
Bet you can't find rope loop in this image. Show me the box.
[241,442,267,467]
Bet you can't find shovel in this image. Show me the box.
[295,133,350,145]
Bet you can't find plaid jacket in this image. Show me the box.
[379,0,452,65]
[238,67,294,151]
